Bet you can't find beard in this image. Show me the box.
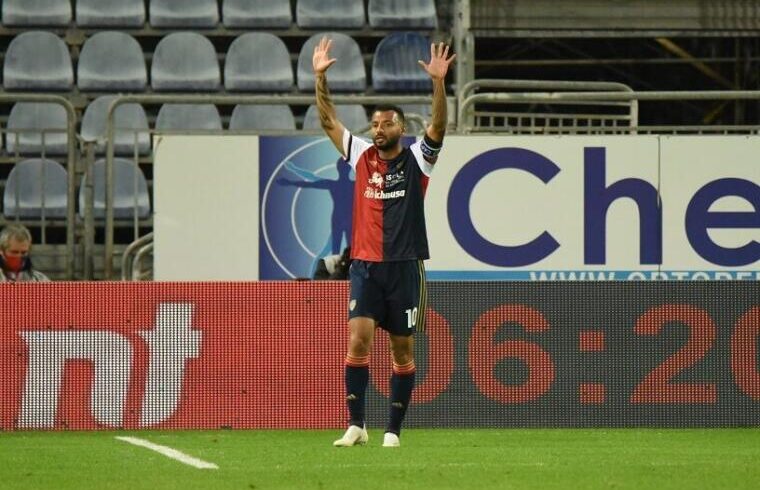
[373,133,400,151]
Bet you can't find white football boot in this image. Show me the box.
[333,425,369,447]
[382,432,400,447]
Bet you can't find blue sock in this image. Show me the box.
[345,356,369,427]
[386,361,416,435]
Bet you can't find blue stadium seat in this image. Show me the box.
[296,0,365,29]
[222,0,292,28]
[79,158,150,219]
[3,31,73,91]
[155,104,223,131]
[81,96,150,156]
[6,103,68,156]
[372,32,431,92]
[151,33,221,91]
[78,32,147,91]
[2,0,72,26]
[225,33,293,92]
[76,0,146,27]
[4,158,68,219]
[149,0,219,28]
[303,104,368,131]
[298,33,366,92]
[229,105,296,131]
[368,0,437,29]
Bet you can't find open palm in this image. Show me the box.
[418,42,456,80]
[313,36,337,74]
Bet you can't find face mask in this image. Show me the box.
[2,255,26,273]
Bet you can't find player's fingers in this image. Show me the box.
[446,53,457,64]
[438,42,445,57]
[442,44,450,59]
[429,43,435,60]
[418,60,428,71]
[326,38,333,52]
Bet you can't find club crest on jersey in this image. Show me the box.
[368,172,384,188]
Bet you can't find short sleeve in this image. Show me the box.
[410,139,436,177]
[342,128,371,170]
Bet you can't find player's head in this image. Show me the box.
[370,105,405,151]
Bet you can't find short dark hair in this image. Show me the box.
[372,104,405,124]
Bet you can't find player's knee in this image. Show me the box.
[348,334,372,356]
[393,352,413,366]
[390,345,413,365]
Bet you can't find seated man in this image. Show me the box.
[0,224,50,282]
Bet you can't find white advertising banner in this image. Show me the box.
[426,135,760,280]
[153,135,260,280]
[151,135,759,281]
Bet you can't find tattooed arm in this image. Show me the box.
[313,37,347,156]
[418,42,456,144]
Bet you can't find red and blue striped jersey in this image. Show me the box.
[342,129,436,262]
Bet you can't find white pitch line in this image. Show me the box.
[115,436,219,470]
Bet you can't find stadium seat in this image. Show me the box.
[2,0,72,26]
[297,33,366,92]
[151,33,221,91]
[373,32,431,92]
[225,33,293,92]
[80,96,150,155]
[296,0,365,29]
[229,105,296,131]
[149,0,219,28]
[4,159,68,219]
[78,32,147,91]
[3,32,73,91]
[155,104,223,131]
[368,0,438,29]
[303,104,368,131]
[6,103,68,156]
[76,0,146,27]
[222,0,292,28]
[79,158,150,219]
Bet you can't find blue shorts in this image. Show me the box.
[348,259,427,336]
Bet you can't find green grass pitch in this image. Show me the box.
[2,429,760,489]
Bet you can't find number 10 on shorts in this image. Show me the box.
[405,307,418,329]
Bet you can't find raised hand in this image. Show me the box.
[418,42,456,81]
[313,36,337,74]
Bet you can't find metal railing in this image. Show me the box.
[459,85,760,134]
[0,94,77,278]
[457,79,639,132]
[122,232,154,281]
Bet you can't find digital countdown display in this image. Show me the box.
[367,282,760,427]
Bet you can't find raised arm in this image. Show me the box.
[418,42,456,143]
[313,37,347,156]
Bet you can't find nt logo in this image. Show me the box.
[18,303,202,428]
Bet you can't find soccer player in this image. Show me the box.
[312,37,455,447]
